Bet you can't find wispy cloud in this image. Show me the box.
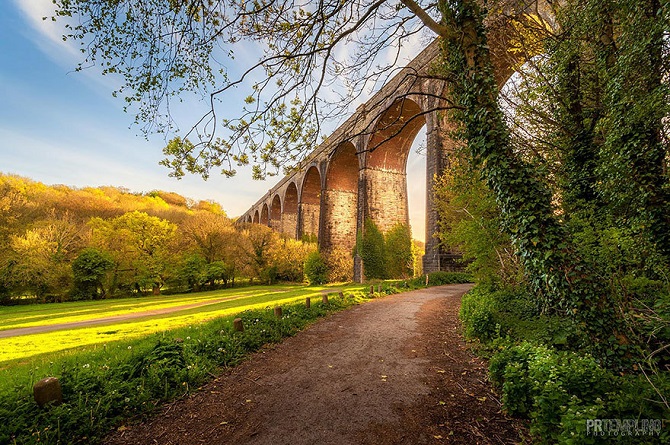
[12,0,79,59]
[12,0,123,97]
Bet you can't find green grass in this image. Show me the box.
[0,283,363,363]
[0,286,385,444]
[0,285,309,330]
[0,272,472,444]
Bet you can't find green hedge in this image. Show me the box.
[460,285,670,444]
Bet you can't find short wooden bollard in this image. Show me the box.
[34,377,63,408]
[322,294,329,304]
[305,297,311,308]
[338,291,343,298]
[377,285,382,293]
[370,285,374,295]
[274,306,283,318]
[233,318,244,332]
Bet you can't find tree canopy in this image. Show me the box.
[52,0,450,179]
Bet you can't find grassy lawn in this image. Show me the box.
[0,283,364,364]
[0,273,471,444]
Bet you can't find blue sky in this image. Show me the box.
[0,0,427,240]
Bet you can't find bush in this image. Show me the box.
[356,218,386,279]
[384,223,413,279]
[324,248,353,282]
[304,251,328,285]
[464,284,670,443]
[460,288,498,341]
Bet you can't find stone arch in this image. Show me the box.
[364,98,425,235]
[282,182,299,238]
[260,203,269,225]
[245,214,252,223]
[323,142,359,255]
[270,194,282,231]
[299,166,321,240]
[253,210,260,224]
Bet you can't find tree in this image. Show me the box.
[180,211,235,263]
[238,224,279,283]
[72,247,115,299]
[51,0,453,179]
[90,211,178,295]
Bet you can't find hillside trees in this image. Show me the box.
[89,211,178,295]
[0,175,318,303]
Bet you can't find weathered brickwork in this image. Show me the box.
[363,168,408,233]
[300,203,320,239]
[281,213,298,238]
[322,189,358,253]
[237,3,552,279]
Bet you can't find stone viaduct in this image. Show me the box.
[238,2,553,280]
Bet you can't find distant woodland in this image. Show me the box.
[0,173,317,304]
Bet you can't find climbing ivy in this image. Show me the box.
[437,0,669,368]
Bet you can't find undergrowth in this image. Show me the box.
[460,284,670,444]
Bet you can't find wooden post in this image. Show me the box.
[370,285,374,295]
[377,285,381,293]
[338,291,343,298]
[305,297,311,308]
[322,294,329,304]
[425,274,429,286]
[274,306,283,318]
[233,318,244,332]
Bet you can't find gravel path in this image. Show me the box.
[104,284,527,445]
[0,298,234,339]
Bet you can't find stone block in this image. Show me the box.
[34,377,63,408]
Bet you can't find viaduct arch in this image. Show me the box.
[238,2,554,280]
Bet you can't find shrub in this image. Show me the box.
[460,288,498,341]
[356,218,386,279]
[489,341,613,441]
[324,248,353,282]
[304,251,328,285]
[384,223,413,279]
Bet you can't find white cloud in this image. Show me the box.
[12,0,123,97]
[12,0,79,59]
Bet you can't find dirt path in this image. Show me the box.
[0,298,234,339]
[104,284,528,445]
